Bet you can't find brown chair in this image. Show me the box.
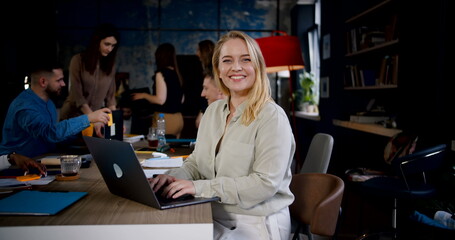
[289,173,345,240]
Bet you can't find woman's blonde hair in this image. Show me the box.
[212,31,273,125]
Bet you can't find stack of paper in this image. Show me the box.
[141,157,183,168]
[39,156,61,165]
[123,134,145,143]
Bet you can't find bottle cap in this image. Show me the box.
[159,113,164,118]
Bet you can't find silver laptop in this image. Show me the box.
[83,136,219,210]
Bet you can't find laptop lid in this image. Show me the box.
[82,136,219,210]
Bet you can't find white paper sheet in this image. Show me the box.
[141,157,183,168]
[39,156,61,165]
[0,175,55,187]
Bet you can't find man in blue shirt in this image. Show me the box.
[0,62,111,158]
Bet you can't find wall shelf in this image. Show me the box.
[344,84,397,90]
[294,111,321,121]
[345,39,399,57]
[345,0,393,23]
[332,119,401,137]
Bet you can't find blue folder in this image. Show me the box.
[0,190,87,215]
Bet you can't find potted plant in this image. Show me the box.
[296,71,318,114]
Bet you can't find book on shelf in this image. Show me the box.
[362,69,377,86]
[378,56,388,85]
[353,65,361,87]
[348,25,391,54]
[344,65,352,87]
[360,30,386,49]
[391,54,398,85]
[345,65,378,87]
[346,65,356,87]
[350,28,358,53]
[350,65,362,87]
[384,13,399,41]
[378,54,399,86]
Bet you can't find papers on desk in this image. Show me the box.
[123,134,145,143]
[0,175,55,189]
[39,155,61,165]
[0,190,87,215]
[141,157,183,168]
[38,155,92,169]
[27,175,56,185]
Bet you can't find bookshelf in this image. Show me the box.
[335,0,401,136]
[344,0,399,89]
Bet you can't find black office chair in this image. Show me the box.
[355,144,448,239]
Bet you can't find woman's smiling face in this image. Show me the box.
[218,38,256,97]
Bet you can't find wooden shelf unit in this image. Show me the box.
[344,0,399,89]
[333,119,401,137]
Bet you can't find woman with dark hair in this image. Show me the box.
[197,39,215,76]
[131,43,184,139]
[60,23,119,137]
[195,39,217,128]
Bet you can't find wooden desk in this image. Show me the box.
[0,145,213,240]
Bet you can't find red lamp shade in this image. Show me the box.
[256,31,306,173]
[256,31,305,73]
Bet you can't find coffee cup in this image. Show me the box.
[60,155,82,177]
[147,127,158,148]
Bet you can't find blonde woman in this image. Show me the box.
[150,31,295,240]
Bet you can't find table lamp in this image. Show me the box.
[256,31,305,173]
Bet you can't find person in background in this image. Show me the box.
[150,31,295,240]
[0,62,111,158]
[0,153,46,175]
[197,39,215,76]
[117,97,133,134]
[195,70,226,128]
[131,43,184,139]
[195,39,215,128]
[59,23,119,137]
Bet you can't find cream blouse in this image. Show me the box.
[167,99,295,216]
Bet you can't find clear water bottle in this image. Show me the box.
[156,113,166,149]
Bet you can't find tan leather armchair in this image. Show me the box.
[289,173,345,240]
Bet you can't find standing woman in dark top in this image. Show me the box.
[195,39,215,128]
[131,43,184,138]
[60,23,119,137]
